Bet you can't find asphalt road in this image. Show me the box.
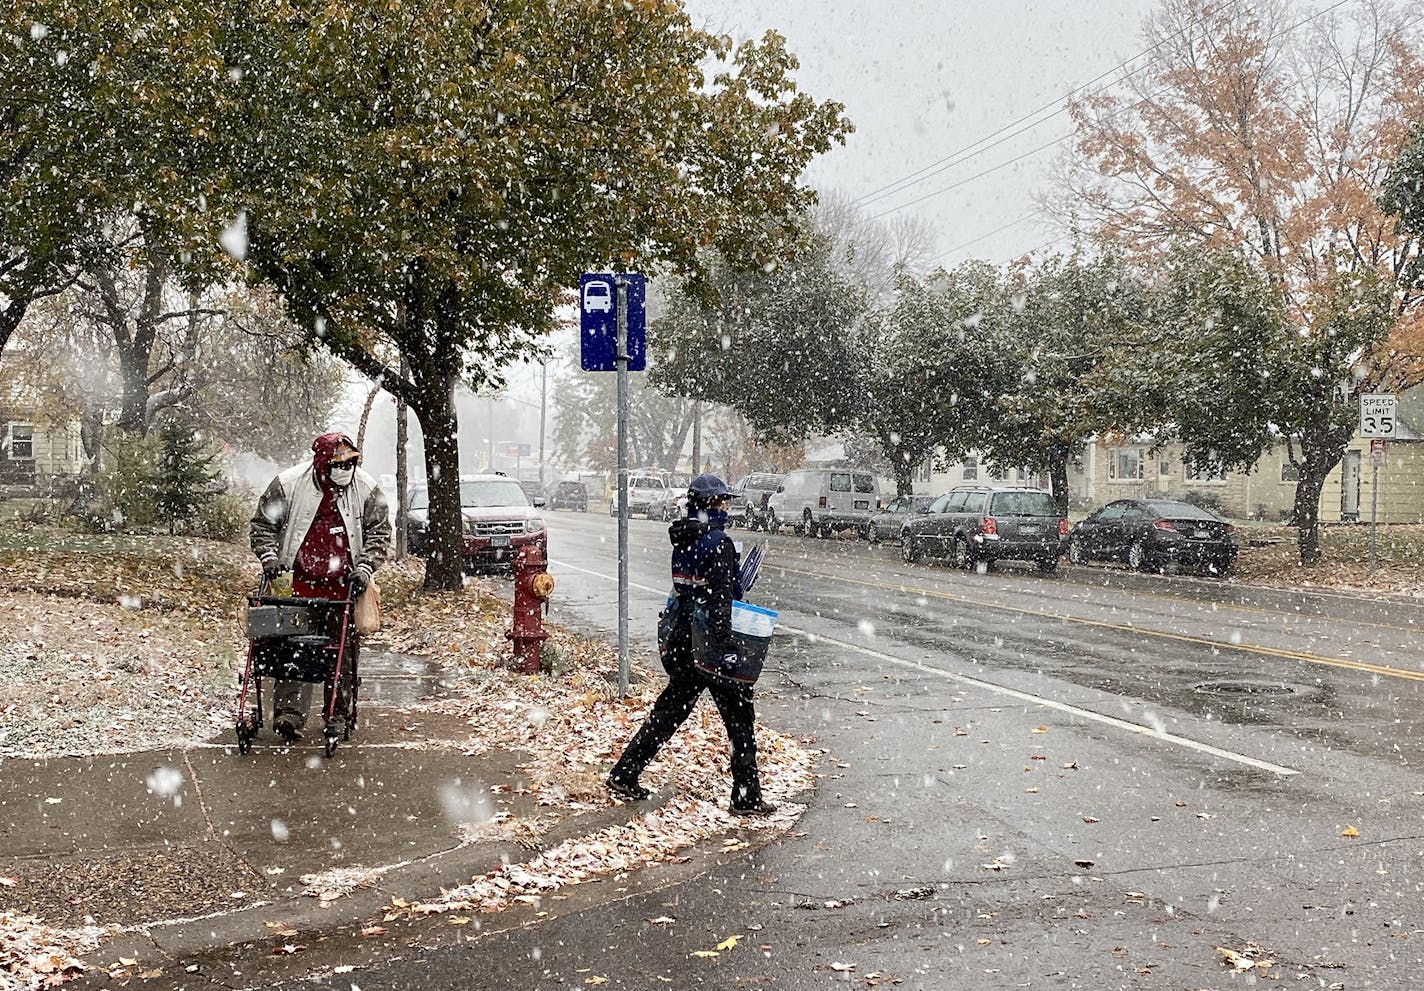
[146,511,1424,989]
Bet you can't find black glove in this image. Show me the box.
[260,556,282,581]
[349,563,372,595]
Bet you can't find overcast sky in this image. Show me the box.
[687,0,1160,266]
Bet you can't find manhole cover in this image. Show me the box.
[1193,681,1296,697]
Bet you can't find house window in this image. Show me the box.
[1108,448,1144,481]
[962,457,978,481]
[7,424,33,460]
[1159,460,1173,478]
[1185,463,1227,483]
[1280,462,1301,483]
[989,464,1008,481]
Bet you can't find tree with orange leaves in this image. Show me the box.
[1066,0,1424,563]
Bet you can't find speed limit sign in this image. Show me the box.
[1360,394,1397,437]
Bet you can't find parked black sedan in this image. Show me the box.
[1067,499,1238,576]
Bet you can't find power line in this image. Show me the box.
[852,0,1249,211]
[924,209,1046,264]
[890,0,1358,254]
[866,134,1071,222]
[860,0,1349,222]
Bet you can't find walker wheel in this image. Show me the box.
[236,725,252,755]
[324,735,339,758]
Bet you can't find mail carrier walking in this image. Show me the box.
[607,473,777,816]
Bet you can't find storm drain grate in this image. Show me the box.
[1193,681,1296,697]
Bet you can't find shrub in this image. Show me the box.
[153,420,222,534]
[97,432,162,529]
[193,490,251,543]
[1179,490,1226,515]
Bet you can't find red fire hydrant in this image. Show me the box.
[508,544,555,673]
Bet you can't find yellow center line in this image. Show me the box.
[767,563,1424,685]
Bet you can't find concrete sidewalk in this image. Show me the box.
[0,650,648,970]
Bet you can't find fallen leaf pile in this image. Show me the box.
[0,590,237,759]
[299,866,389,906]
[1216,943,1276,974]
[0,528,251,622]
[386,792,805,919]
[0,911,96,989]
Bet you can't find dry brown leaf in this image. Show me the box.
[1341,824,1360,838]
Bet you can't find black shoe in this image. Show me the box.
[273,712,304,742]
[606,776,650,802]
[730,800,778,817]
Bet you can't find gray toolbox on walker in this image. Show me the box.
[246,601,322,639]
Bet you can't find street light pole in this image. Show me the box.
[539,360,548,487]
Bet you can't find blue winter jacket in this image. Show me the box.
[669,509,743,644]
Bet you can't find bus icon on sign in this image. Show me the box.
[583,280,612,314]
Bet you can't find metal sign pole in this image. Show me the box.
[615,278,630,697]
[1369,462,1379,574]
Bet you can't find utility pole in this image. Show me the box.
[691,400,702,476]
[539,361,548,487]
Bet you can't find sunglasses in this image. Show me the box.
[331,454,360,467]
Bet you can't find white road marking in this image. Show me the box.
[551,558,1301,778]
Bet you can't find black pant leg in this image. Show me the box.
[610,666,704,784]
[709,681,762,807]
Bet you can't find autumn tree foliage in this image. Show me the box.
[1066,0,1424,563]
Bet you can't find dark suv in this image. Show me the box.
[900,485,1066,572]
[729,472,784,530]
[548,480,589,512]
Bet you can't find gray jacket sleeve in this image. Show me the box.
[249,475,287,564]
[357,485,393,572]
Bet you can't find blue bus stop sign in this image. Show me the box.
[579,273,646,371]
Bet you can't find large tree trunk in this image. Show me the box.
[100,248,169,437]
[1047,440,1070,518]
[409,362,465,591]
[1292,423,1352,566]
[0,298,27,358]
[889,447,915,497]
[395,357,409,561]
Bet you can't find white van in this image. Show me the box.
[766,469,881,537]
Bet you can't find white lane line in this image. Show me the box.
[551,558,1301,778]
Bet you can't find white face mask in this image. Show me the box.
[329,465,355,487]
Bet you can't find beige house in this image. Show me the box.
[0,382,86,496]
[1319,387,1424,524]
